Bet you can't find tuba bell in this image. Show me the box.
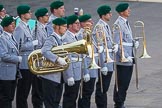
[28,39,92,75]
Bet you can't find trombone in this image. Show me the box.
[83,27,101,69]
[95,25,114,63]
[134,21,151,58]
[134,20,151,89]
[80,27,100,98]
[95,24,114,92]
[113,24,129,62]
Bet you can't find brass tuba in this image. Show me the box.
[28,39,91,75]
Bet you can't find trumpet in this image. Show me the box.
[113,24,129,62]
[134,21,151,58]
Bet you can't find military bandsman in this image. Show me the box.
[77,14,99,108]
[41,17,67,108]
[46,1,65,35]
[13,4,39,108]
[62,14,82,108]
[113,3,139,108]
[0,16,22,108]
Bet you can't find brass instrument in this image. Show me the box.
[96,25,114,63]
[134,21,151,89]
[83,27,100,69]
[113,24,129,62]
[112,24,119,91]
[28,39,91,75]
[134,21,151,58]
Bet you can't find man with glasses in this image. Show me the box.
[0,16,22,108]
[62,14,81,108]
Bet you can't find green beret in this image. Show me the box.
[79,14,91,22]
[1,16,14,27]
[35,8,48,18]
[50,1,64,9]
[0,4,4,11]
[67,14,78,25]
[97,5,111,16]
[17,4,30,15]
[116,3,129,12]
[52,17,67,26]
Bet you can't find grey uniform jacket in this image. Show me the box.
[0,32,20,80]
[46,14,57,36]
[94,19,114,72]
[32,21,48,49]
[41,32,62,83]
[77,28,99,78]
[13,20,34,69]
[62,30,82,82]
[114,16,134,66]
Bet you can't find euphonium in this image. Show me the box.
[134,21,151,58]
[28,39,91,75]
[112,24,129,62]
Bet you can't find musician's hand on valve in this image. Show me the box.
[98,46,104,53]
[83,73,90,82]
[32,40,38,46]
[113,44,118,53]
[57,57,67,65]
[67,77,75,86]
[101,67,108,75]
[127,56,133,63]
[134,41,139,49]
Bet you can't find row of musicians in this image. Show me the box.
[0,2,139,108]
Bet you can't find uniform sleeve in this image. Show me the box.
[41,36,58,63]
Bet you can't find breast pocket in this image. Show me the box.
[123,32,132,42]
[8,46,17,54]
[24,32,32,42]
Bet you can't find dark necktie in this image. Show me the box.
[45,27,48,36]
[126,20,130,29]
[75,36,78,41]
[27,25,31,34]
[11,35,18,48]
[106,25,110,35]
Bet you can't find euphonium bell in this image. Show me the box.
[28,39,91,75]
[134,21,151,58]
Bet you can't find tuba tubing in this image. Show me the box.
[28,39,91,75]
